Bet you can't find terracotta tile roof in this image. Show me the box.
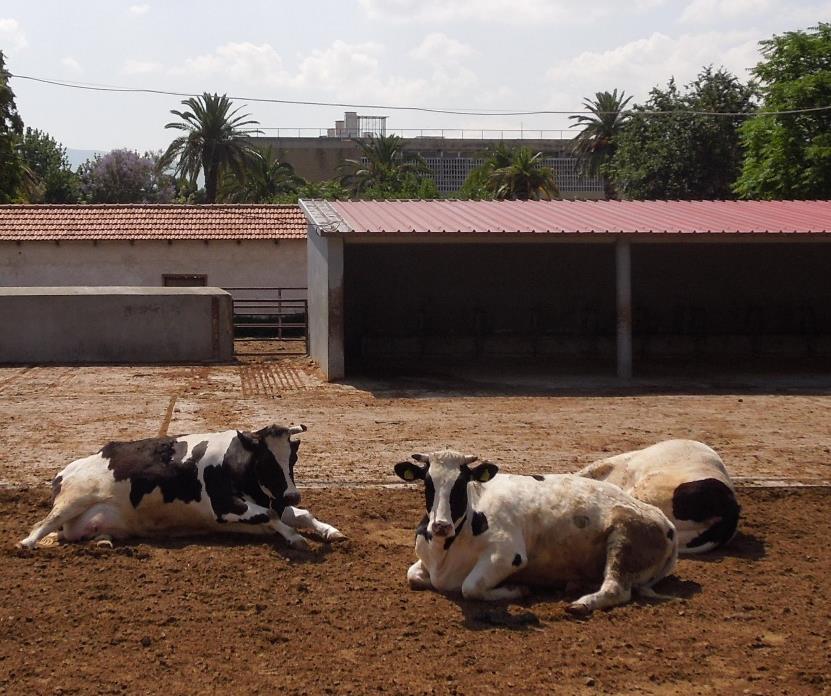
[300,199,831,236]
[0,204,307,241]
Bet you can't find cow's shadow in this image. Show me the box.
[450,575,702,631]
[685,531,766,563]
[25,531,346,565]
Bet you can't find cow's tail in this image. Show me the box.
[672,478,740,554]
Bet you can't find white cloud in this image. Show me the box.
[129,4,150,16]
[410,33,475,64]
[61,56,82,73]
[360,0,665,23]
[680,0,831,25]
[123,59,164,75]
[171,42,287,85]
[0,18,27,52]
[547,30,760,104]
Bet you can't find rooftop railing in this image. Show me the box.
[256,128,576,140]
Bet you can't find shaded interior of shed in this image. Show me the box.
[342,242,831,375]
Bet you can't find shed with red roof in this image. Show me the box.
[300,199,831,380]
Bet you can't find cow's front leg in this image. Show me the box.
[280,506,346,542]
[461,547,528,601]
[220,501,310,550]
[407,560,433,591]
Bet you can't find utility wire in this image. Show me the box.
[11,72,831,117]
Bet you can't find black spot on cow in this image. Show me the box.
[448,467,471,523]
[103,437,205,508]
[512,554,523,567]
[672,478,740,551]
[203,464,249,521]
[424,475,435,513]
[667,528,675,541]
[246,513,270,525]
[531,474,545,481]
[416,514,433,541]
[51,475,62,502]
[471,511,489,536]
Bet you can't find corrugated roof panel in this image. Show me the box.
[322,200,831,236]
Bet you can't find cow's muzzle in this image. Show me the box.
[431,521,453,538]
[283,491,301,506]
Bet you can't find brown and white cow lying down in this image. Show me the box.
[576,439,739,554]
[19,424,345,550]
[395,450,678,614]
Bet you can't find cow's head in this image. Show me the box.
[237,424,306,511]
[394,449,498,540]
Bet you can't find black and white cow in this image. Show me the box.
[575,439,740,554]
[395,450,678,614]
[19,424,344,550]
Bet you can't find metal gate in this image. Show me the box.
[223,287,308,355]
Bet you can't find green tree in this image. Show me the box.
[338,134,434,198]
[569,89,632,199]
[608,67,755,199]
[459,142,514,198]
[221,148,304,202]
[0,51,24,203]
[159,93,262,203]
[18,128,80,203]
[489,147,558,200]
[734,23,831,199]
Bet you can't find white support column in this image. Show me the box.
[615,238,633,380]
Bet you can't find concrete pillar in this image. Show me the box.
[615,238,633,379]
[307,225,344,380]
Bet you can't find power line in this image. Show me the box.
[11,72,831,118]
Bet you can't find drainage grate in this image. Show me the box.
[239,362,313,398]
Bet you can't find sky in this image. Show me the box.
[1,0,829,154]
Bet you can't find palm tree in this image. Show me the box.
[158,93,262,203]
[221,148,304,203]
[460,142,514,198]
[489,147,558,200]
[569,89,632,199]
[338,134,431,197]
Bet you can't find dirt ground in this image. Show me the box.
[1,359,830,694]
[1,486,830,695]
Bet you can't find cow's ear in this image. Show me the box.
[237,430,260,451]
[395,461,426,482]
[469,461,499,483]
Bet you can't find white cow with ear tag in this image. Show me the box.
[395,449,678,614]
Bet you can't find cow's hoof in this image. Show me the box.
[95,538,114,549]
[325,529,347,543]
[288,536,311,551]
[565,602,592,617]
[16,541,36,551]
[38,533,60,548]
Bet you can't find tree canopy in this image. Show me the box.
[338,134,437,199]
[0,51,24,203]
[461,144,558,200]
[19,128,80,203]
[734,23,831,199]
[607,67,756,200]
[569,89,631,199]
[159,93,262,203]
[79,149,175,203]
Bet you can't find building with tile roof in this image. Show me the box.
[0,204,308,292]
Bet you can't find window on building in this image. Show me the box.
[162,274,207,287]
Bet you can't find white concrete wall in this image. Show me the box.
[0,287,234,363]
[0,239,307,289]
[307,225,344,380]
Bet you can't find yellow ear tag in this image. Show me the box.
[404,469,415,481]
[479,470,490,482]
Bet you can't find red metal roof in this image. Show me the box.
[319,200,831,235]
[0,204,306,241]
